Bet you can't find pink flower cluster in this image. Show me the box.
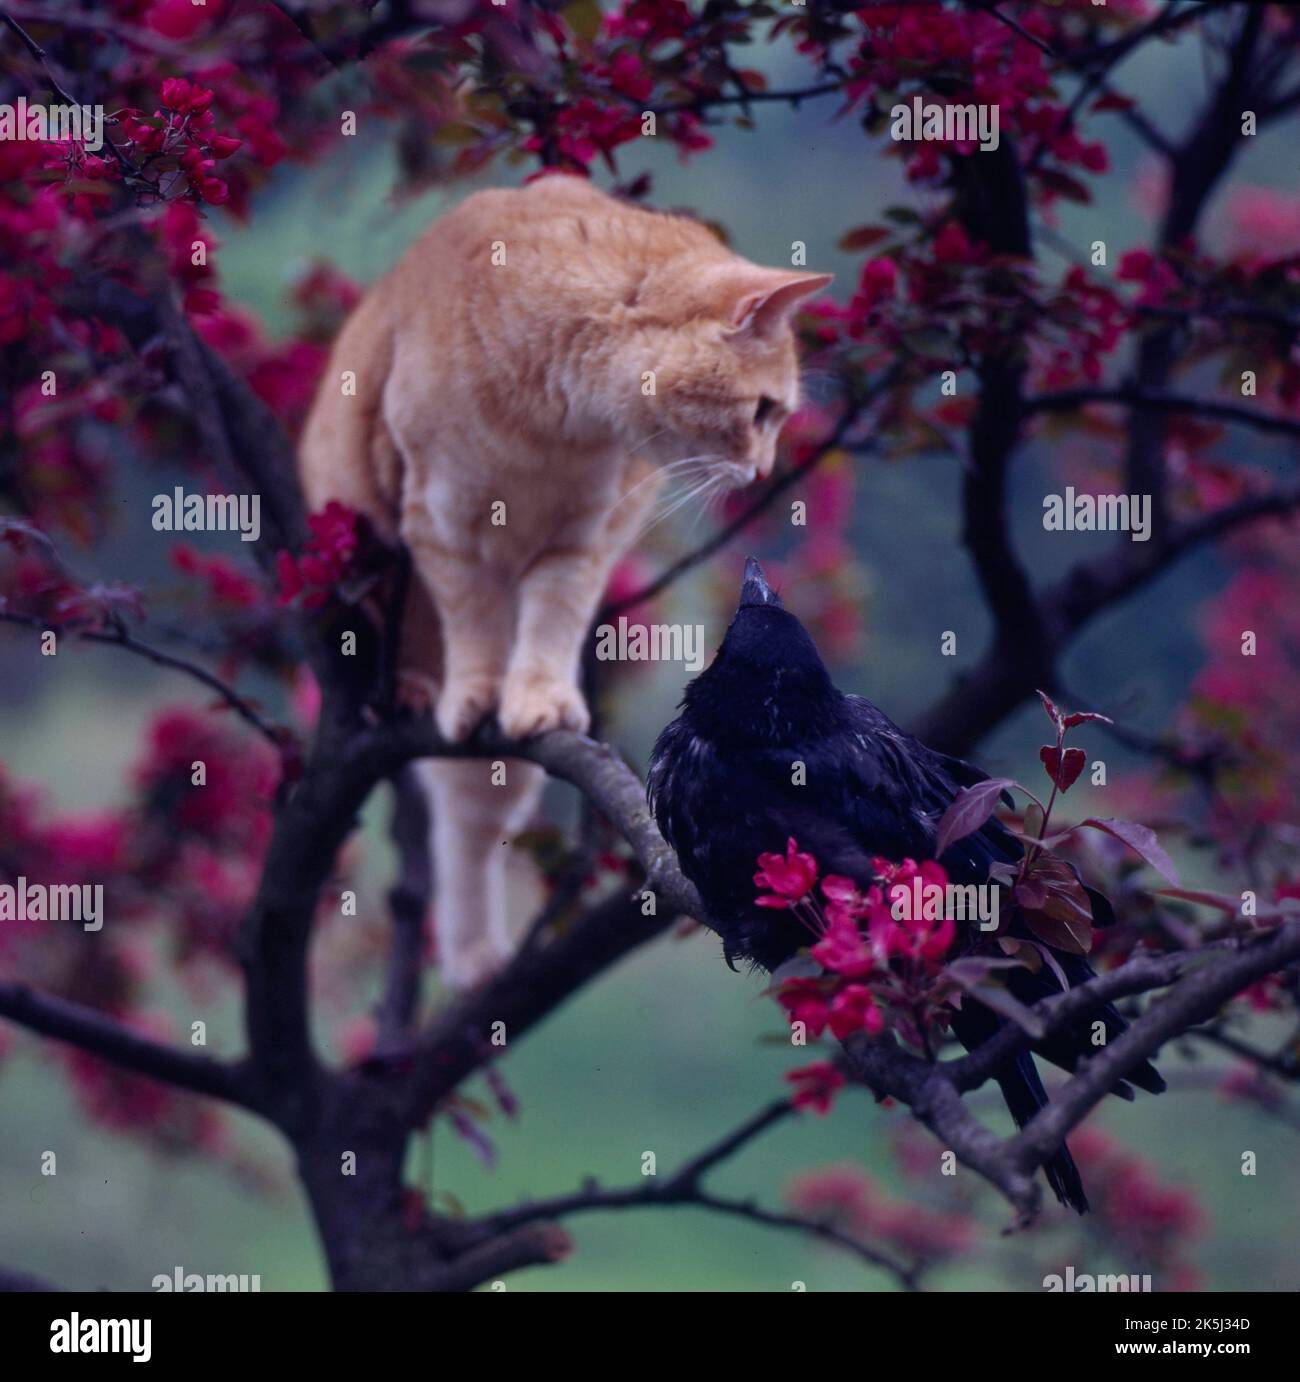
[786,1161,974,1257]
[275,502,364,610]
[1071,1129,1204,1286]
[171,544,263,611]
[117,79,243,206]
[761,842,958,1054]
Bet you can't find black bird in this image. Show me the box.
[648,557,1164,1213]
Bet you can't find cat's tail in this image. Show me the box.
[298,300,401,539]
[415,757,546,992]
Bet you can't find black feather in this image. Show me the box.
[648,557,1164,1212]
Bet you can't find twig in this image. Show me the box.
[0,611,288,751]
[479,1099,924,1287]
[601,376,888,619]
[0,982,258,1109]
[0,8,137,178]
[969,2,1055,61]
[1008,922,1300,1176]
[1026,387,1300,441]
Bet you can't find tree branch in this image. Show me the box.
[601,382,883,620]
[0,611,289,753]
[374,767,431,1055]
[0,982,258,1109]
[911,3,1286,757]
[1007,921,1300,1176]
[1026,387,1300,442]
[476,1098,923,1287]
[910,473,1300,756]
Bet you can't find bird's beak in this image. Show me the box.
[739,556,782,608]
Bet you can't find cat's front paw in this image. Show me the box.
[436,675,499,742]
[499,670,590,739]
[441,934,512,993]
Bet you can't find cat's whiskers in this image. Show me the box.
[686,463,750,533]
[604,451,716,524]
[641,455,734,535]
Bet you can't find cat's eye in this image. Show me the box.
[754,396,778,426]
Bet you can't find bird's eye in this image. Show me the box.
[754,396,777,425]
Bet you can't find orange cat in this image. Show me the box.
[299,174,829,989]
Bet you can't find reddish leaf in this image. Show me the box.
[1008,826,1078,850]
[1042,882,1094,925]
[1018,936,1072,992]
[1036,689,1063,732]
[1038,168,1092,203]
[1091,91,1135,113]
[1040,744,1086,792]
[1013,879,1048,910]
[1024,905,1093,956]
[1152,887,1238,914]
[1081,818,1181,885]
[1062,710,1113,729]
[935,778,1014,855]
[837,224,891,251]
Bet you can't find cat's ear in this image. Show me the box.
[723,270,833,337]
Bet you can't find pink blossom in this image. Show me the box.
[754,837,818,906]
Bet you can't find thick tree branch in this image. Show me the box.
[0,982,258,1109]
[374,768,431,1055]
[840,923,1300,1219]
[400,879,676,1125]
[1007,922,1300,1176]
[841,1032,1040,1219]
[946,940,1245,1090]
[910,477,1300,755]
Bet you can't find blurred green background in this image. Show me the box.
[2,19,1298,1291]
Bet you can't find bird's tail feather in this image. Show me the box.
[996,1050,1089,1214]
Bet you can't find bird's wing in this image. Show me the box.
[647,717,696,864]
[839,695,1021,883]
